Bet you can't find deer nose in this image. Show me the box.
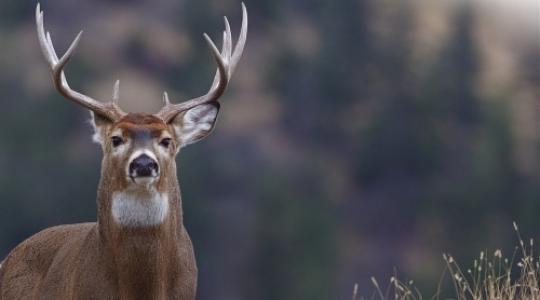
[129,154,159,177]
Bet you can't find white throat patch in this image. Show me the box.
[111,191,169,227]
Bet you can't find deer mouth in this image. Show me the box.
[129,175,159,186]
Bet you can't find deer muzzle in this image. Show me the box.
[128,153,159,184]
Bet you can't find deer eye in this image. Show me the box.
[159,138,171,148]
[111,136,124,147]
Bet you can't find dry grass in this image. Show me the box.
[354,223,540,300]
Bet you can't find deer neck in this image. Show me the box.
[95,166,183,299]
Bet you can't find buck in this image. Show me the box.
[0,3,247,299]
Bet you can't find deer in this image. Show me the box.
[0,3,247,299]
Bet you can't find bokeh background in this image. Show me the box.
[0,0,539,298]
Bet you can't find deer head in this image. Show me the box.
[35,3,247,195]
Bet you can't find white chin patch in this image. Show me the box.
[111,191,169,227]
[131,176,158,186]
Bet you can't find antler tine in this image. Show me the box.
[45,32,58,62]
[205,28,229,92]
[203,33,229,93]
[230,3,248,75]
[163,92,170,105]
[157,3,248,122]
[113,80,120,104]
[35,4,125,121]
[224,16,232,65]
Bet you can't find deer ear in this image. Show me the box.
[90,112,113,144]
[169,103,220,147]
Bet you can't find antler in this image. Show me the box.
[157,3,248,122]
[35,4,125,121]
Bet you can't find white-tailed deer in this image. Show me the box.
[0,3,247,299]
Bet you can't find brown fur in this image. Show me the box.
[0,113,206,300]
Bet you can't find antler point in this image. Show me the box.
[113,80,120,104]
[163,91,170,105]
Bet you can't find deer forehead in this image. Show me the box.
[111,113,171,139]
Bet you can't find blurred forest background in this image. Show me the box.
[0,0,539,299]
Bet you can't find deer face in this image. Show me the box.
[91,103,219,190]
